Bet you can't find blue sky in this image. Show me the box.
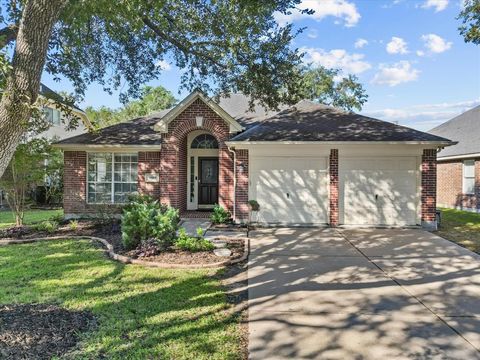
[42,0,480,131]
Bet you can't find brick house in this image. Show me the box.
[54,90,453,229]
[429,106,480,212]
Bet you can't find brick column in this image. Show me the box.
[235,149,249,222]
[421,149,437,230]
[329,149,339,227]
[138,152,161,199]
[64,151,87,218]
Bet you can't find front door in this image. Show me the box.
[198,158,219,205]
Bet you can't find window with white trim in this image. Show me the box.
[87,153,138,204]
[43,107,61,126]
[463,160,475,194]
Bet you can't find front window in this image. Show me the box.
[87,153,138,204]
[463,160,476,194]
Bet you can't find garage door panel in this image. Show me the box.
[342,157,419,226]
[252,157,328,224]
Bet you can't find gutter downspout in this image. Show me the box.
[227,146,236,222]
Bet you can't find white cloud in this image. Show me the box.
[421,33,452,53]
[156,60,172,71]
[386,37,409,54]
[364,98,479,131]
[416,50,425,57]
[354,38,368,49]
[421,0,449,12]
[371,61,420,86]
[307,29,318,39]
[275,0,360,27]
[302,47,371,74]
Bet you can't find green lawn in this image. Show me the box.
[436,207,480,254]
[0,240,242,359]
[0,208,63,229]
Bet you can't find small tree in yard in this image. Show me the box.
[0,138,60,226]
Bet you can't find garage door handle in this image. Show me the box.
[286,193,290,198]
[375,194,378,200]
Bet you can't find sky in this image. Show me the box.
[41,0,480,132]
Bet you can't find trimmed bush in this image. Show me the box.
[121,194,180,250]
[175,228,215,252]
[210,204,231,224]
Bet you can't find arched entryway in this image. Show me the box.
[186,130,220,210]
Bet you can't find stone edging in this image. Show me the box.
[0,235,250,269]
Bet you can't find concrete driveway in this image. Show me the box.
[248,228,480,359]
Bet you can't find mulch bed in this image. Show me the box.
[0,303,96,360]
[0,220,246,265]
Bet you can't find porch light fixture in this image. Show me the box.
[196,116,203,127]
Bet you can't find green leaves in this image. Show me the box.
[458,0,480,45]
[299,66,368,112]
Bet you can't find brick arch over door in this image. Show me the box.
[159,99,234,213]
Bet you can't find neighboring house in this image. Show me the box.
[0,83,91,207]
[429,106,480,212]
[54,90,453,229]
[36,83,91,141]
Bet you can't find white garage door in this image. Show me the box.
[341,157,419,226]
[250,157,328,224]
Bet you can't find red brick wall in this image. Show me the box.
[437,159,479,210]
[64,151,87,215]
[235,149,249,221]
[138,151,161,198]
[421,149,437,223]
[329,149,339,227]
[159,98,234,213]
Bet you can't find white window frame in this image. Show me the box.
[86,152,138,204]
[463,160,476,195]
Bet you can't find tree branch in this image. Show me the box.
[141,16,229,70]
[0,24,19,49]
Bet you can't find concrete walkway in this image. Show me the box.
[248,228,480,359]
[179,218,211,236]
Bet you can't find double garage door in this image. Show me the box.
[250,156,419,226]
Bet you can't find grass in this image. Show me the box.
[0,239,242,359]
[0,208,63,229]
[436,207,480,254]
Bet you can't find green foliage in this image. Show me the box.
[196,226,204,238]
[32,220,59,234]
[0,138,61,226]
[175,228,215,252]
[68,219,79,231]
[248,200,260,211]
[458,0,480,44]
[299,66,368,111]
[210,204,231,224]
[49,212,64,223]
[86,86,177,128]
[121,194,180,250]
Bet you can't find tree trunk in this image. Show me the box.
[0,0,67,178]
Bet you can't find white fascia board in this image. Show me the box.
[437,153,480,161]
[225,141,453,147]
[52,144,162,152]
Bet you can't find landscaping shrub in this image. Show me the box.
[175,228,215,252]
[121,194,180,250]
[32,220,58,234]
[68,220,79,231]
[210,204,231,224]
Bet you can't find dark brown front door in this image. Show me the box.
[198,158,218,205]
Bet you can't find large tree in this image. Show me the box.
[458,0,480,44]
[86,86,177,128]
[0,0,308,177]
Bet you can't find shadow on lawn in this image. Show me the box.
[0,239,243,359]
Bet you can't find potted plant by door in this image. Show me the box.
[247,200,260,226]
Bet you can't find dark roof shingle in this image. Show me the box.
[231,101,452,143]
[429,105,480,158]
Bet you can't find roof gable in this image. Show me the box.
[153,90,244,133]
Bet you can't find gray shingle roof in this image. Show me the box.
[55,94,453,146]
[429,106,480,158]
[230,100,452,143]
